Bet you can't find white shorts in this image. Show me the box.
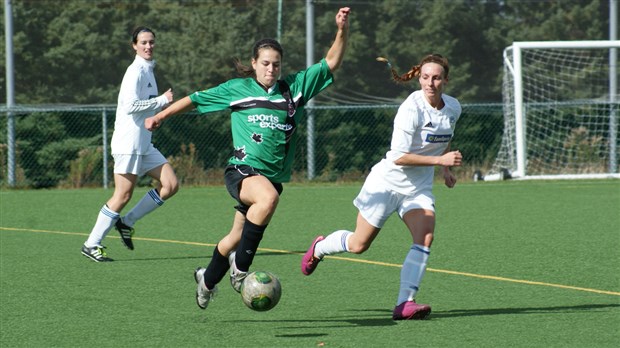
[353,178,435,228]
[113,144,167,177]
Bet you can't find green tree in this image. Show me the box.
[0,0,609,105]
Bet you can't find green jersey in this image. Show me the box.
[189,59,333,182]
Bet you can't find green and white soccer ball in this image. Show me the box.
[241,271,282,312]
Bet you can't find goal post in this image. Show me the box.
[487,40,620,181]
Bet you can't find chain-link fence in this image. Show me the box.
[0,103,504,189]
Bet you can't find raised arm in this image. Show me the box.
[325,7,350,72]
[145,96,194,131]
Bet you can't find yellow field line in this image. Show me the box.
[2,226,619,296]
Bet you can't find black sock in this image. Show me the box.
[235,219,267,272]
[203,246,229,290]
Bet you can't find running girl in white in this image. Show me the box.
[81,27,177,262]
[301,54,463,320]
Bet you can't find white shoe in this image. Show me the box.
[194,268,217,309]
[228,251,248,293]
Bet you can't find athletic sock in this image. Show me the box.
[85,205,119,247]
[123,189,164,227]
[203,246,230,290]
[314,230,352,259]
[396,244,430,305]
[234,219,267,272]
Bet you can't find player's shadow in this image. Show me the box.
[113,250,298,262]
[233,309,397,328]
[234,317,397,328]
[111,255,206,262]
[430,303,620,319]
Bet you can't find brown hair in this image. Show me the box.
[377,54,449,83]
[234,38,284,78]
[131,26,155,44]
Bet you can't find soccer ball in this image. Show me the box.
[241,271,282,311]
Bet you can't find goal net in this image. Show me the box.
[487,41,620,180]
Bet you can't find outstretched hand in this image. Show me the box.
[335,7,350,30]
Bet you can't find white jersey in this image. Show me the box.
[111,55,169,155]
[367,90,461,195]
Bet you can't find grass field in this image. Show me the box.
[1,180,619,347]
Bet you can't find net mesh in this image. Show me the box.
[492,44,619,178]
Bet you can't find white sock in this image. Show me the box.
[314,230,352,259]
[396,244,430,306]
[123,189,164,226]
[85,205,120,247]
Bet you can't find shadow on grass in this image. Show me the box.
[275,333,329,338]
[239,318,397,329]
[432,303,620,318]
[230,304,620,329]
[110,255,207,262]
[110,250,299,262]
[229,308,397,328]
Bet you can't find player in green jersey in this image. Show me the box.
[145,7,351,310]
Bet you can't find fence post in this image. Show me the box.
[306,0,315,180]
[7,111,15,187]
[609,1,618,173]
[307,106,315,179]
[102,109,108,189]
[5,0,15,187]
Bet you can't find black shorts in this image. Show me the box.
[224,164,283,215]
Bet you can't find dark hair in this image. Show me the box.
[377,54,449,83]
[131,26,155,44]
[234,38,284,77]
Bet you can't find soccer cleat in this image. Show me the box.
[301,236,325,275]
[194,268,217,309]
[81,245,113,262]
[228,251,248,293]
[115,218,135,250]
[392,300,432,320]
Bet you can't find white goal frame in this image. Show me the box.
[487,40,620,181]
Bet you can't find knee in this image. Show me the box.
[419,232,434,247]
[258,192,280,213]
[120,191,133,204]
[160,178,179,199]
[167,180,180,197]
[111,190,132,208]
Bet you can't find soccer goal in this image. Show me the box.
[486,40,620,180]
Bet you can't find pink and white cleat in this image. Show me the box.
[301,236,325,275]
[392,300,431,320]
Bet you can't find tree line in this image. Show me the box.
[0,0,611,105]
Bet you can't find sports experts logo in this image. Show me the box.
[247,114,292,131]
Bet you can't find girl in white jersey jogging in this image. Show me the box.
[145,8,351,310]
[81,27,178,262]
[301,54,463,320]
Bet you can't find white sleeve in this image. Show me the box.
[390,95,420,152]
[118,67,167,114]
